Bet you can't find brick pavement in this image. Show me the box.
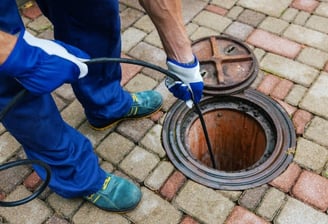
[1,0,328,223]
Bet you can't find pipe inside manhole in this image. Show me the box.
[162,89,296,190]
[188,109,266,172]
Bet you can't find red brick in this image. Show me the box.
[160,171,186,201]
[291,0,320,13]
[24,171,42,191]
[256,74,280,95]
[272,98,297,116]
[180,216,199,224]
[150,110,163,122]
[0,192,6,201]
[247,29,301,59]
[292,170,328,211]
[206,4,228,16]
[271,79,294,100]
[20,1,42,20]
[225,206,270,224]
[120,54,143,86]
[292,109,313,135]
[270,163,302,193]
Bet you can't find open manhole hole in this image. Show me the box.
[162,36,296,190]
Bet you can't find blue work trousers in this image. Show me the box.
[0,0,132,198]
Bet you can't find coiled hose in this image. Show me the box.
[0,57,216,207]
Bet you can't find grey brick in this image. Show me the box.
[315,2,328,17]
[294,11,310,26]
[259,17,289,34]
[140,124,166,158]
[119,146,160,182]
[306,15,328,34]
[120,7,144,31]
[300,73,328,118]
[260,53,319,87]
[238,0,292,17]
[294,137,328,173]
[96,132,134,165]
[297,47,328,69]
[285,84,307,106]
[193,11,232,32]
[304,116,328,148]
[47,193,83,218]
[134,15,155,33]
[175,181,234,224]
[238,185,269,211]
[237,9,266,27]
[256,187,286,221]
[122,27,147,53]
[0,132,21,164]
[144,161,174,190]
[284,24,328,52]
[117,118,154,142]
[281,8,299,22]
[224,21,254,40]
[73,203,130,224]
[275,197,328,224]
[211,0,237,9]
[61,100,85,128]
[226,6,243,20]
[0,186,52,224]
[127,187,182,224]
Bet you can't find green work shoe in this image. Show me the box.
[85,173,142,212]
[90,90,163,130]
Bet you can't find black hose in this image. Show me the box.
[0,159,51,207]
[0,57,217,207]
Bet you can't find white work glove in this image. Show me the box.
[0,30,89,95]
[165,56,204,108]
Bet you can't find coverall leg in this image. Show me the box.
[0,0,131,198]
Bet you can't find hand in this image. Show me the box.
[165,56,204,107]
[0,30,89,95]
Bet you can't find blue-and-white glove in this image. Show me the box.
[0,30,89,95]
[165,56,204,108]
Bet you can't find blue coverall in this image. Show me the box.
[0,0,133,198]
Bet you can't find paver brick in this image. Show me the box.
[47,193,83,218]
[126,187,182,224]
[300,73,328,118]
[294,137,328,173]
[225,206,270,224]
[270,163,302,193]
[226,6,243,20]
[285,84,307,106]
[292,109,313,135]
[306,15,328,34]
[23,171,41,191]
[125,73,158,92]
[304,116,328,147]
[140,124,166,157]
[256,73,280,95]
[205,4,228,16]
[237,9,265,27]
[294,11,311,25]
[315,2,328,17]
[180,216,200,224]
[224,21,254,41]
[211,0,237,9]
[256,188,286,221]
[260,53,319,87]
[284,24,328,52]
[134,15,155,33]
[45,215,70,224]
[271,79,294,100]
[175,181,235,224]
[238,0,292,17]
[238,185,268,211]
[61,100,85,128]
[0,132,21,164]
[275,197,328,224]
[120,7,144,31]
[193,11,232,33]
[248,29,301,59]
[72,203,130,224]
[144,161,174,191]
[117,118,154,142]
[160,171,186,201]
[272,98,297,117]
[292,170,328,211]
[281,8,299,22]
[297,47,328,69]
[259,17,289,35]
[122,27,147,53]
[119,146,160,182]
[0,186,52,224]
[291,0,320,13]
[21,1,42,20]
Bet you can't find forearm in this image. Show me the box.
[139,0,194,63]
[0,31,17,64]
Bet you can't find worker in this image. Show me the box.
[0,0,203,212]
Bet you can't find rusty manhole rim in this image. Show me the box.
[162,89,296,190]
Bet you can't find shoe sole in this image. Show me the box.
[88,105,162,131]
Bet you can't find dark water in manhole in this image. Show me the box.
[187,109,266,172]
